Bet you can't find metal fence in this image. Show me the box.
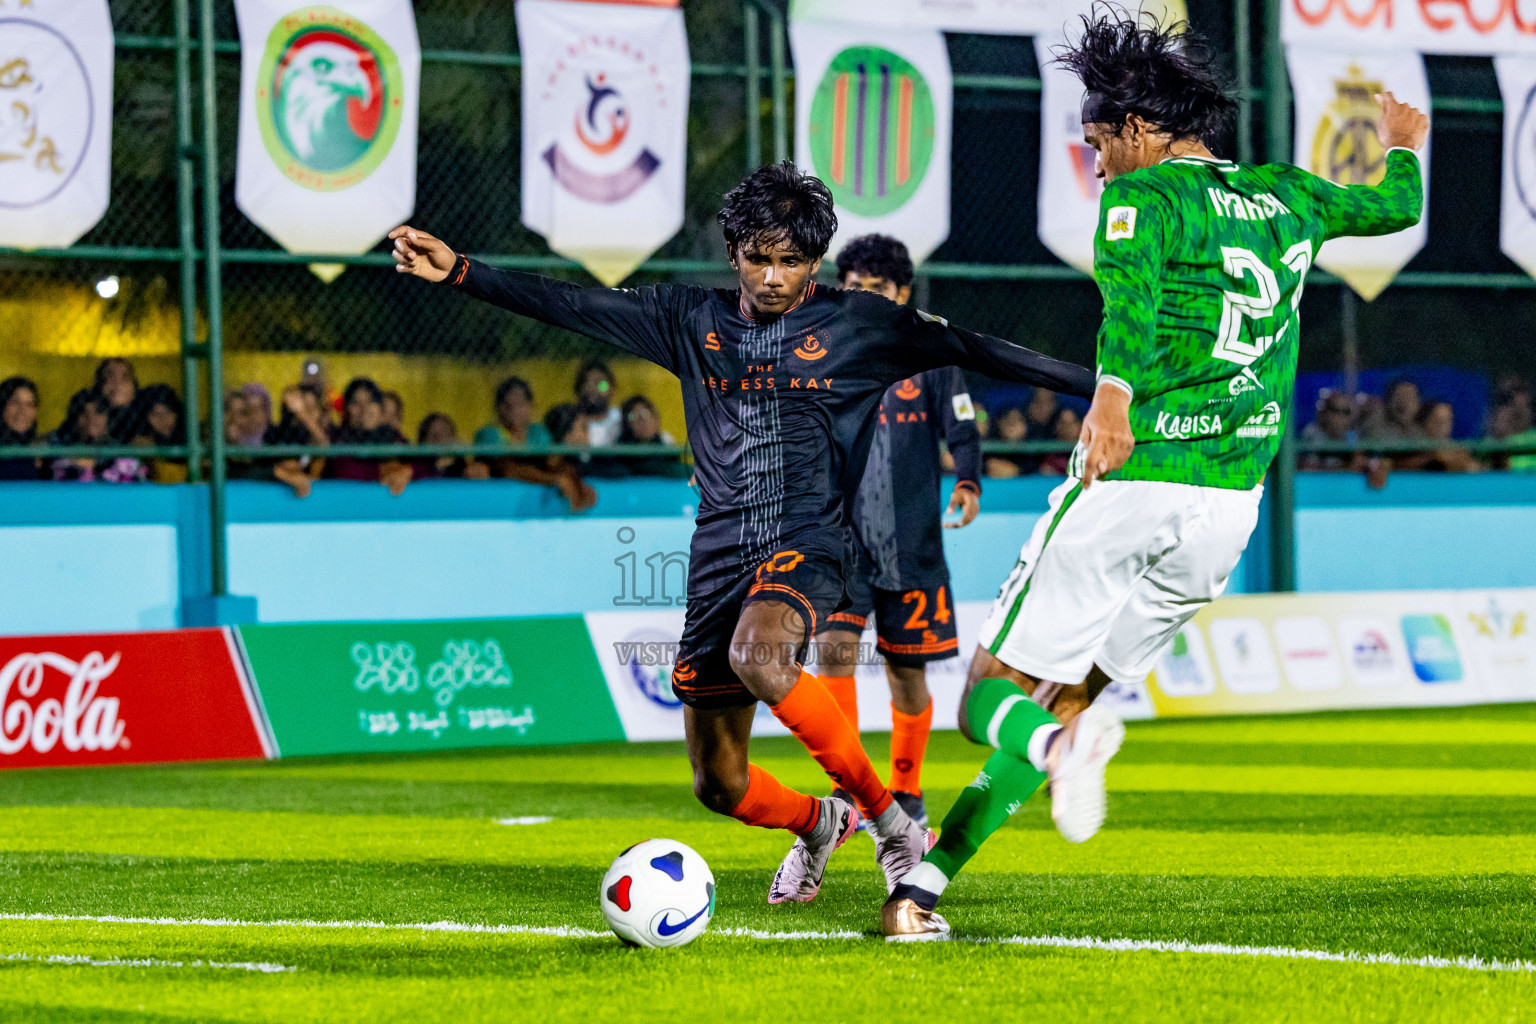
[1,0,1533,605]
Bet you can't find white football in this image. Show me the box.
[600,839,715,948]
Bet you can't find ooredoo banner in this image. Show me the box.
[0,629,269,768]
[234,0,420,266]
[1282,0,1536,56]
[516,0,690,286]
[0,0,113,248]
[238,617,625,757]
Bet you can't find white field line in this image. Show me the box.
[0,950,295,973]
[1,913,1531,975]
[494,817,556,826]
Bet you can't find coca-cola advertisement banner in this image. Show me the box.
[0,630,270,769]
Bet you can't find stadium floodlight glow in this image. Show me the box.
[95,276,120,300]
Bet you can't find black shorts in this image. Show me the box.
[820,547,958,668]
[671,547,848,710]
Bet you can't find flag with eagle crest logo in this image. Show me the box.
[234,0,419,279]
[516,0,690,287]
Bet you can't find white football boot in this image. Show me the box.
[768,797,859,904]
[1047,702,1125,843]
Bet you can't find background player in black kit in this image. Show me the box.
[816,235,982,830]
[389,163,1094,905]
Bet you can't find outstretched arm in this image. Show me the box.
[899,308,1097,399]
[1311,92,1427,241]
[390,226,693,374]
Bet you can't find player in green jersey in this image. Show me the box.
[882,8,1427,940]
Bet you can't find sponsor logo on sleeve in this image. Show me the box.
[1105,205,1137,240]
[1236,401,1283,438]
[952,393,975,421]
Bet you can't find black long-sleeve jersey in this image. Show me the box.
[451,259,1095,597]
[852,366,981,591]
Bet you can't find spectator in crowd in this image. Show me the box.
[1039,407,1082,476]
[1361,378,1424,442]
[414,413,490,480]
[592,395,685,478]
[474,376,552,449]
[984,405,1031,478]
[0,376,40,481]
[326,377,412,495]
[1488,372,1533,435]
[542,401,597,510]
[382,390,405,435]
[230,384,273,448]
[575,358,622,446]
[244,383,332,497]
[132,383,187,484]
[1025,388,1060,440]
[1397,399,1485,473]
[1299,389,1367,472]
[223,389,249,447]
[93,357,139,442]
[49,388,145,482]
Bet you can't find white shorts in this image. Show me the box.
[978,477,1261,684]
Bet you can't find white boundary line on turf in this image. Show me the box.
[0,951,295,973]
[3,913,1531,975]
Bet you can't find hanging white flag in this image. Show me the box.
[234,0,419,267]
[1035,33,1103,275]
[1496,56,1536,282]
[517,0,689,287]
[791,20,952,265]
[1288,47,1430,301]
[0,0,113,249]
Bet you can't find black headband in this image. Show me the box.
[1080,90,1121,125]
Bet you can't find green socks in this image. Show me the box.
[966,676,1060,765]
[898,679,1058,895]
[920,747,1046,884]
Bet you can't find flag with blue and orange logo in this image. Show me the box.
[517,0,689,287]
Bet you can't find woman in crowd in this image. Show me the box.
[0,377,40,481]
[132,383,188,483]
[49,388,146,482]
[1399,399,1485,473]
[414,412,490,480]
[541,402,597,511]
[326,377,412,495]
[591,395,686,478]
[983,405,1031,478]
[1038,406,1082,476]
[93,357,139,442]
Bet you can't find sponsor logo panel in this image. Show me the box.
[1209,617,1282,694]
[1401,614,1464,683]
[1274,616,1343,691]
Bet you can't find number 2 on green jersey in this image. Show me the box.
[1212,240,1314,366]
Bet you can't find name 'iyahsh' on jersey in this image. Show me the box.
[1088,148,1423,489]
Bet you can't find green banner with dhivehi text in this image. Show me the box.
[238,616,623,757]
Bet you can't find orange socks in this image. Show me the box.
[729,764,820,836]
[889,701,933,795]
[772,671,893,820]
[821,674,858,729]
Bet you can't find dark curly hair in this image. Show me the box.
[1053,5,1236,145]
[718,161,837,261]
[835,234,915,289]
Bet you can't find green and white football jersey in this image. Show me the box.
[1087,148,1423,489]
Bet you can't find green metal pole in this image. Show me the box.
[767,5,788,164]
[173,0,203,484]
[1265,0,1297,593]
[199,0,229,598]
[1234,0,1253,164]
[744,2,761,170]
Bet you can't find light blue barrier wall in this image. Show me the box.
[0,473,1532,635]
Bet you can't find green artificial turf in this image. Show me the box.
[0,704,1531,1022]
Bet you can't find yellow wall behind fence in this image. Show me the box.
[0,280,686,439]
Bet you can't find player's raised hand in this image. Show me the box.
[1375,91,1429,152]
[1079,383,1135,488]
[943,483,980,529]
[389,225,456,283]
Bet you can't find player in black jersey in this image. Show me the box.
[815,235,982,830]
[390,163,1095,905]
